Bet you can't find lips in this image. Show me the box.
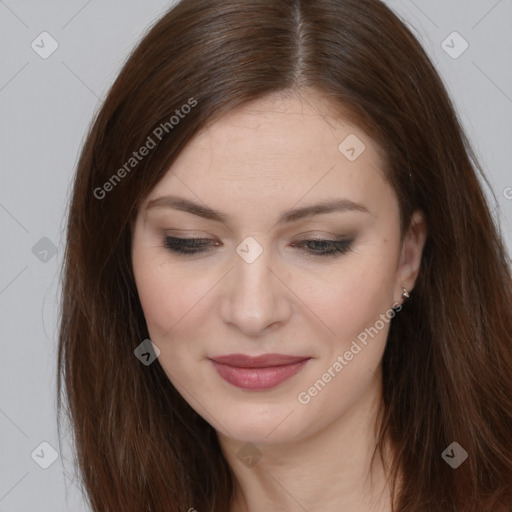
[210,353,309,368]
[209,353,311,390]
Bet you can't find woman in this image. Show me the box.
[57,0,512,510]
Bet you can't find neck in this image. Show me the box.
[217,371,397,512]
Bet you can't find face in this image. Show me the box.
[131,90,425,445]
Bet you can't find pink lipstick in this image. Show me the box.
[209,353,311,390]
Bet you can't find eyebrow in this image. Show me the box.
[145,194,370,224]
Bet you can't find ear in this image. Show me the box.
[395,209,427,302]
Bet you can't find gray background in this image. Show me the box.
[0,1,511,510]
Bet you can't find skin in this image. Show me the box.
[131,89,427,512]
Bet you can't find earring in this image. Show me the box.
[401,285,410,299]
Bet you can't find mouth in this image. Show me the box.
[208,353,311,391]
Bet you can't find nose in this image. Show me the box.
[219,242,293,337]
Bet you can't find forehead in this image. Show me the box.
[180,92,384,174]
[141,91,394,225]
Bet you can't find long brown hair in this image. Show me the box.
[57,0,512,510]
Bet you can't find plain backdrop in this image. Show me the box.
[0,1,511,510]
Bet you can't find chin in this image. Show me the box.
[211,400,311,446]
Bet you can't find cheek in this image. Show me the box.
[308,250,398,340]
[132,251,204,340]
[292,264,397,434]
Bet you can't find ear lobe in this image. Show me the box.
[398,209,428,292]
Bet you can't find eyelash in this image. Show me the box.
[161,236,354,258]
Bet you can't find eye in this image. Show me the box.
[162,236,218,255]
[290,238,354,257]
[162,236,354,258]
